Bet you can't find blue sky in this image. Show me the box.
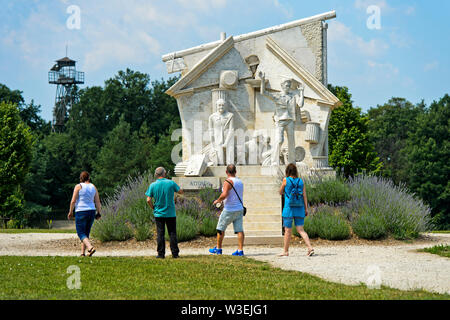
[0,0,449,121]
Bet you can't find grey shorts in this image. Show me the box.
[217,209,244,234]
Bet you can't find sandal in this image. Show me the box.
[87,247,96,257]
[80,254,85,257]
[307,249,315,257]
[277,252,289,257]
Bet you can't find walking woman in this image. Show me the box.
[68,171,101,257]
[279,163,314,257]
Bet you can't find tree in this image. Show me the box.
[92,117,153,197]
[327,85,382,177]
[0,102,33,224]
[402,94,450,228]
[367,98,424,185]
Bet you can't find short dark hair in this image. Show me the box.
[285,163,298,178]
[80,171,90,183]
[226,164,237,175]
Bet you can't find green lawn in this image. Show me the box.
[0,256,447,300]
[430,230,450,234]
[0,228,76,234]
[419,245,450,258]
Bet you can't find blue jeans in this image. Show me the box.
[283,216,305,228]
[75,210,95,241]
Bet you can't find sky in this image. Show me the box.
[0,0,449,121]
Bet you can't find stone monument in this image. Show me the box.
[161,11,342,244]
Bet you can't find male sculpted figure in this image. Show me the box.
[259,72,304,165]
[209,98,234,165]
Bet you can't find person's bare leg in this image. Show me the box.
[82,238,94,252]
[296,226,313,252]
[237,232,244,251]
[81,242,86,255]
[217,231,225,249]
[279,228,291,256]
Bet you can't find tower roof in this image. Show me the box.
[56,56,76,63]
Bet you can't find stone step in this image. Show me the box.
[243,221,281,231]
[244,214,281,223]
[239,176,280,184]
[244,183,279,191]
[222,235,283,246]
[243,200,281,208]
[246,207,281,215]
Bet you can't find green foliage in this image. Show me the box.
[303,175,351,205]
[166,212,198,242]
[199,215,219,236]
[351,213,387,240]
[91,214,134,242]
[419,245,450,258]
[348,175,431,239]
[303,205,351,240]
[327,85,382,177]
[401,95,450,228]
[0,102,33,223]
[367,98,423,185]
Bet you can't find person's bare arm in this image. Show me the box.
[177,188,184,195]
[213,180,232,206]
[94,187,102,219]
[279,178,286,196]
[146,196,154,210]
[68,185,81,220]
[303,185,308,216]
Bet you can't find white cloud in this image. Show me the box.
[354,0,393,13]
[328,21,389,57]
[405,6,416,16]
[424,61,439,72]
[367,60,399,78]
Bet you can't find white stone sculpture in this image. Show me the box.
[208,98,234,165]
[258,72,305,165]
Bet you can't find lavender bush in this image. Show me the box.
[91,174,154,242]
[92,173,219,242]
[303,205,351,240]
[347,175,432,239]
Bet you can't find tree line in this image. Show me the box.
[0,69,448,229]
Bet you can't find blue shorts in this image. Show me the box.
[283,216,304,228]
[75,210,96,241]
[217,209,244,234]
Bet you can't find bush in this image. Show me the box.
[351,212,387,240]
[166,213,198,242]
[91,173,154,242]
[91,214,134,242]
[303,205,351,240]
[303,175,350,206]
[198,187,221,209]
[348,175,432,239]
[199,215,219,236]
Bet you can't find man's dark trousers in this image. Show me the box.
[155,217,179,257]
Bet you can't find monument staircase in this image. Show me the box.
[205,166,284,245]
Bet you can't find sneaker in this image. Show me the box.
[156,255,165,259]
[209,247,222,255]
[232,250,244,256]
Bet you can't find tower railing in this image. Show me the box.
[48,70,84,84]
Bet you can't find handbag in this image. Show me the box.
[224,179,247,216]
[286,177,304,207]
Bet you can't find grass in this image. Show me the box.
[0,228,76,234]
[430,230,450,234]
[418,245,450,258]
[0,256,447,300]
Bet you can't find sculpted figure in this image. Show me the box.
[208,98,234,165]
[259,72,304,165]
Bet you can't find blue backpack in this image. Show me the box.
[286,177,303,207]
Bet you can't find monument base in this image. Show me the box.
[174,165,335,246]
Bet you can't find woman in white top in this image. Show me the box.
[68,171,101,256]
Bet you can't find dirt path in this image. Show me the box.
[1,232,449,294]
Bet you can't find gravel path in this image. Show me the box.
[1,232,449,295]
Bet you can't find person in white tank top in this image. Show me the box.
[68,171,102,257]
[210,164,245,256]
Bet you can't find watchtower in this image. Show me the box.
[48,56,84,132]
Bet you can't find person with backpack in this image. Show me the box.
[278,163,314,257]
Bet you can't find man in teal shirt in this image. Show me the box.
[146,167,183,258]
